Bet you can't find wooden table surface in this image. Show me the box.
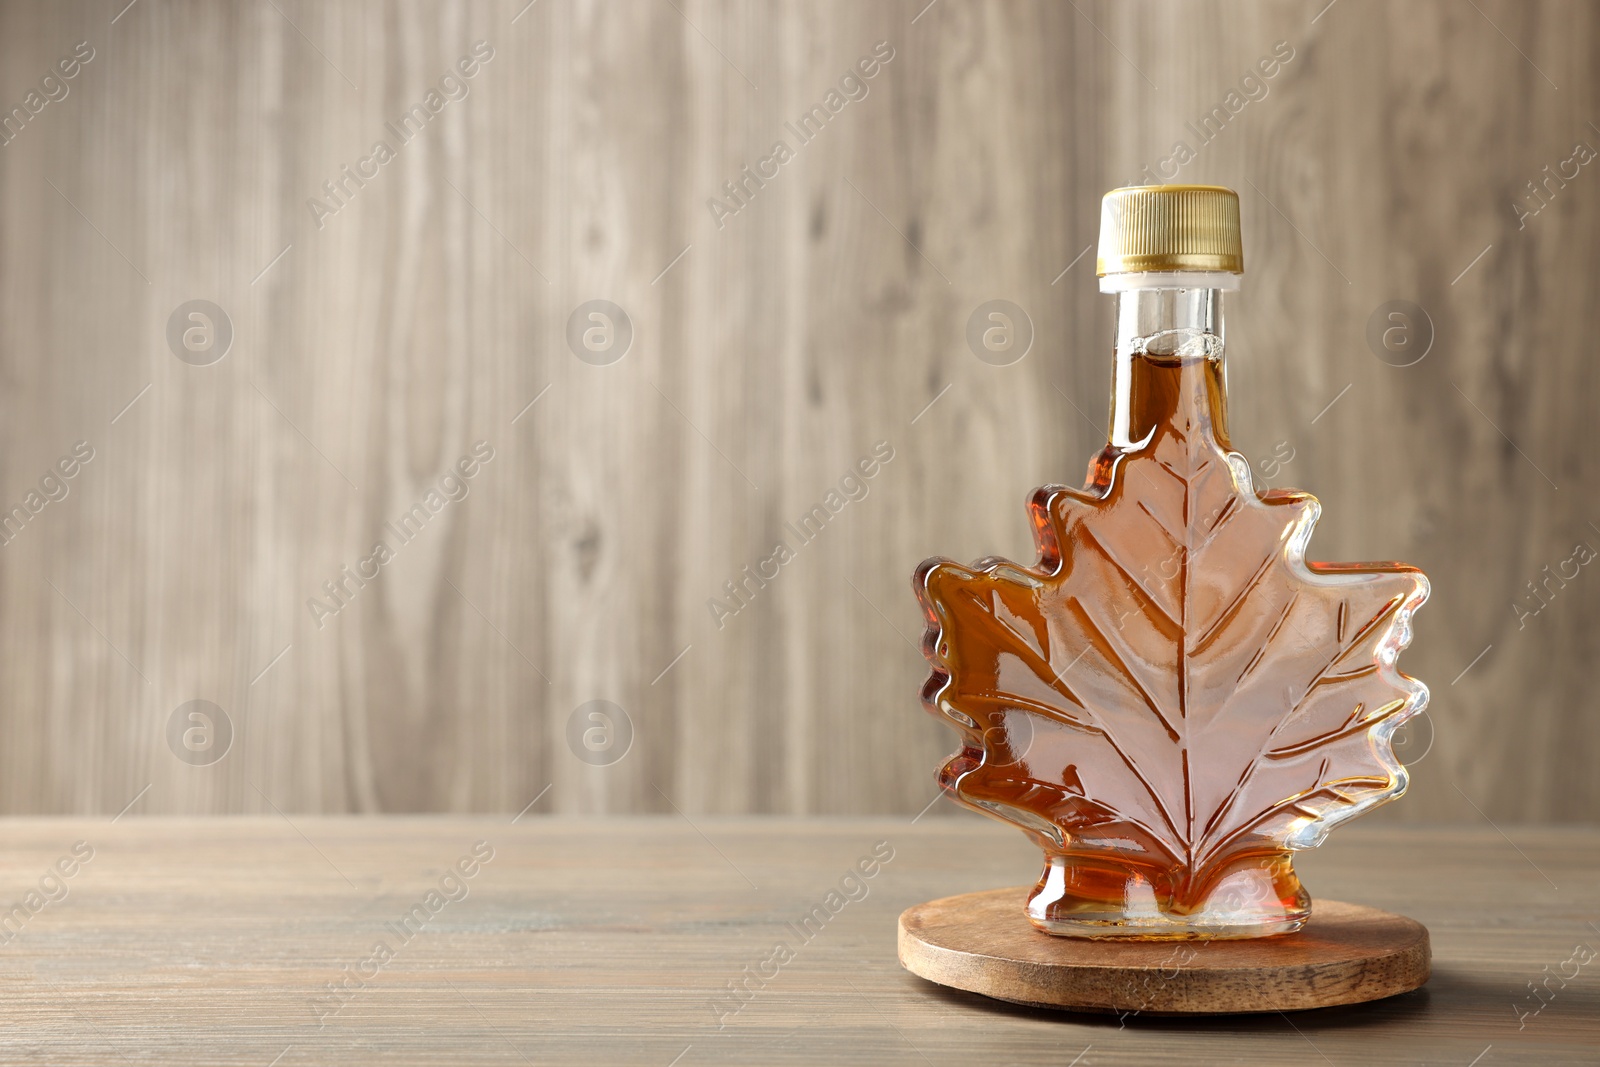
[0,817,1594,1066]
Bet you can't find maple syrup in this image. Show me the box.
[914,186,1429,938]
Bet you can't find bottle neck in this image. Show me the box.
[1106,284,1230,452]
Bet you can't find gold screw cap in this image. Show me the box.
[1096,185,1243,276]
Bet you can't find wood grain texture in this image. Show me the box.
[898,890,1431,1013]
[0,818,1591,1064]
[0,1,1595,818]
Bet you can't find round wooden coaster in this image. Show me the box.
[898,887,1429,1015]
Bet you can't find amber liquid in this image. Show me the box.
[916,347,1427,937]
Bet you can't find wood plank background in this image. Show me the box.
[0,0,1593,819]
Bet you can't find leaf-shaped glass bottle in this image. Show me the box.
[913,185,1429,939]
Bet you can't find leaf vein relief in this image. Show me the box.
[913,380,1428,904]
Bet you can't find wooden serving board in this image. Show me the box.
[899,887,1430,1015]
